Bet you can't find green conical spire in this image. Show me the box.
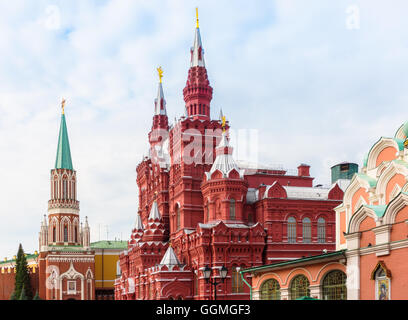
[55,113,73,170]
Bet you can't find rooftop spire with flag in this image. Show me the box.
[55,98,73,170]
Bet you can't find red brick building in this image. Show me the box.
[114,14,345,301]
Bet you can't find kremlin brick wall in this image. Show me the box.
[0,271,39,300]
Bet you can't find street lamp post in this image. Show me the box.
[203,265,228,300]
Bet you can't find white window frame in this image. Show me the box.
[67,280,77,295]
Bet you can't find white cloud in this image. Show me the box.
[1,0,408,257]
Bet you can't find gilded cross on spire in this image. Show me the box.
[157,66,163,83]
[196,7,199,28]
[61,98,66,115]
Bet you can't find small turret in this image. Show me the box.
[82,216,90,250]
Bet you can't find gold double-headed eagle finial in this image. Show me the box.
[196,7,199,29]
[61,98,66,115]
[222,115,226,132]
[157,66,163,83]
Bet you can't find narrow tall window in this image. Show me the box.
[63,180,67,200]
[54,181,58,199]
[230,199,236,220]
[206,204,210,222]
[53,226,56,243]
[317,217,326,243]
[176,206,181,230]
[74,226,78,243]
[194,271,199,296]
[232,266,244,293]
[64,225,68,242]
[287,217,297,243]
[302,218,311,243]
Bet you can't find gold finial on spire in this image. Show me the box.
[196,7,199,29]
[221,115,226,132]
[157,66,163,83]
[169,241,172,248]
[61,98,66,115]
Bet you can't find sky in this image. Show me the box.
[1,0,408,258]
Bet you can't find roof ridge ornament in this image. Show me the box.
[222,115,227,133]
[157,66,163,83]
[61,98,66,115]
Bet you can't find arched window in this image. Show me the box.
[322,270,347,300]
[232,266,244,293]
[302,218,311,243]
[287,217,297,243]
[229,199,236,220]
[64,225,68,242]
[290,275,310,300]
[176,206,181,230]
[317,217,326,243]
[260,279,281,300]
[53,226,56,243]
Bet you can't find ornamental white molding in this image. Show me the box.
[47,257,94,263]
[343,175,371,215]
[389,183,402,202]
[366,137,399,171]
[60,262,84,280]
[383,192,408,225]
[375,161,408,204]
[283,267,313,286]
[348,206,378,234]
[253,272,283,289]
[354,196,367,213]
[86,267,94,279]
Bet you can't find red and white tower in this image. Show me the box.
[38,101,95,300]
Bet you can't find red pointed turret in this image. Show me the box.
[183,11,213,120]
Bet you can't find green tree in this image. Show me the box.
[33,291,41,300]
[19,284,28,300]
[13,244,33,300]
[10,291,17,300]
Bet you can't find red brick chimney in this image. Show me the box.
[298,164,310,177]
